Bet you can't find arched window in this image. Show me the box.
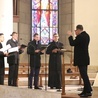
[32,0,58,45]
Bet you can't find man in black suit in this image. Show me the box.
[67,25,92,97]
[0,33,8,85]
[27,33,43,89]
[6,32,23,86]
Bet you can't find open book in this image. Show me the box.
[40,46,46,51]
[7,47,19,53]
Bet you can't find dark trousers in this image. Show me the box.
[0,67,4,85]
[8,64,19,86]
[78,65,92,93]
[29,67,40,88]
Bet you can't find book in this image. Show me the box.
[20,44,27,49]
[40,46,46,51]
[8,47,19,53]
[61,49,72,52]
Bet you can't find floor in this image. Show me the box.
[4,77,97,98]
[17,85,97,98]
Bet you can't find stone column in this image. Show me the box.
[0,0,13,42]
[0,0,13,67]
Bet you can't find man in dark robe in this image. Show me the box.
[67,25,92,97]
[0,33,8,85]
[27,33,44,89]
[46,33,63,91]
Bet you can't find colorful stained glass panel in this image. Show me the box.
[32,0,58,45]
[50,0,58,10]
[50,11,58,27]
[32,27,40,38]
[32,0,41,9]
[41,27,49,45]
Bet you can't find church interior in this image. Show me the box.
[0,0,98,98]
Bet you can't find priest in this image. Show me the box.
[46,33,64,91]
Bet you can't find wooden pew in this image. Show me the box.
[4,63,81,86]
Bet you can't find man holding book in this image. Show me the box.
[6,32,26,86]
[27,33,44,89]
[46,33,64,91]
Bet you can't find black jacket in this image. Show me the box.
[0,43,5,68]
[27,39,43,68]
[68,31,90,66]
[6,39,23,65]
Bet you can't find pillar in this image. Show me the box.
[0,0,13,67]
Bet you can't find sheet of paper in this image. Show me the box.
[0,44,11,52]
[8,47,19,53]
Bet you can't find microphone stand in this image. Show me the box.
[27,43,34,88]
[44,44,50,91]
[45,47,47,91]
[28,54,30,88]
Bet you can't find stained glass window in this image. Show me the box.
[32,0,58,45]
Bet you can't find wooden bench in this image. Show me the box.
[5,63,81,86]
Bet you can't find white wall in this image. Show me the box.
[74,0,98,65]
[0,0,13,43]
[0,0,13,67]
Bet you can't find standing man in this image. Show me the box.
[6,32,23,86]
[46,33,63,91]
[0,33,8,85]
[27,33,43,89]
[67,25,92,97]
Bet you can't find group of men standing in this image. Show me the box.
[27,33,63,90]
[0,32,24,86]
[0,24,92,97]
[0,31,63,91]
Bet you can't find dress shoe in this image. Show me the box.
[86,92,92,96]
[34,86,42,90]
[79,93,88,97]
[29,86,32,89]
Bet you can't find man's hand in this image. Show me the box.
[52,49,58,53]
[35,49,40,53]
[18,46,21,49]
[20,48,25,52]
[67,31,72,36]
[4,52,9,56]
[41,50,45,53]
